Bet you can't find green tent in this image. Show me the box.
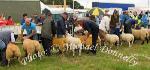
[0,0,41,22]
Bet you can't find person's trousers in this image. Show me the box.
[0,40,7,65]
[1,47,7,65]
[91,29,99,50]
[124,24,132,33]
[114,28,120,36]
[41,37,52,56]
[110,27,116,34]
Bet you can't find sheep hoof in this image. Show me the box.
[29,60,31,63]
[23,62,27,65]
[39,57,42,60]
[141,42,144,45]
[79,54,81,56]
[7,64,9,67]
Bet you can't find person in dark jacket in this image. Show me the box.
[56,12,68,38]
[20,13,28,25]
[120,11,132,33]
[0,30,15,66]
[77,20,99,54]
[41,13,54,56]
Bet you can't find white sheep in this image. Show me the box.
[65,33,82,56]
[6,43,23,67]
[132,28,149,44]
[120,33,134,47]
[105,34,120,47]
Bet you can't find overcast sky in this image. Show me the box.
[76,0,150,8]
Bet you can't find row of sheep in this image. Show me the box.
[5,27,150,66]
[104,27,149,47]
[6,39,42,67]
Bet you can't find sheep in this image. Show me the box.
[23,39,42,62]
[120,33,134,47]
[105,34,120,47]
[52,37,67,54]
[65,33,82,56]
[79,35,101,50]
[132,28,149,45]
[6,43,23,67]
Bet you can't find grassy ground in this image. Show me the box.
[0,41,150,70]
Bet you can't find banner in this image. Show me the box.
[0,25,41,35]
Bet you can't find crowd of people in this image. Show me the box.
[0,15,15,26]
[0,9,149,66]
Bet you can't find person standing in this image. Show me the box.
[21,18,37,40]
[141,12,149,28]
[99,10,111,46]
[56,12,68,38]
[110,10,120,34]
[120,11,132,33]
[41,13,54,56]
[20,13,28,25]
[0,30,15,66]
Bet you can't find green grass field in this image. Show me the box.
[0,41,150,70]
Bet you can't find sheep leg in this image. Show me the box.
[22,58,27,65]
[131,39,134,45]
[130,40,134,47]
[72,49,75,57]
[28,54,33,62]
[115,42,118,46]
[79,49,81,56]
[129,41,131,47]
[116,41,120,47]
[18,57,24,65]
[146,37,149,44]
[96,44,99,50]
[52,45,55,51]
[141,41,144,45]
[120,42,123,46]
[24,50,27,57]
[66,44,69,51]
[30,55,33,62]
[27,55,31,62]
[38,51,42,60]
[7,59,10,67]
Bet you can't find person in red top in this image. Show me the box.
[0,16,3,21]
[6,16,15,25]
[0,15,6,26]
